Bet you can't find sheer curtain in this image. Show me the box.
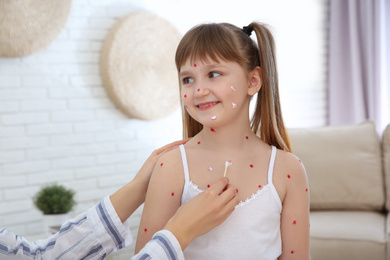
[328,0,390,131]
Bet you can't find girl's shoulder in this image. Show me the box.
[273,148,308,202]
[155,145,184,175]
[275,148,306,174]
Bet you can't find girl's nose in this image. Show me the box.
[194,85,209,97]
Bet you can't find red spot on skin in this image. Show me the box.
[144,228,147,232]
[194,64,197,67]
[197,88,200,92]
[258,185,262,188]
[197,141,201,144]
[291,250,294,254]
[299,159,302,163]
[293,220,297,225]
[160,163,163,166]
[184,94,187,98]
[250,164,254,168]
[210,128,216,133]
[207,184,210,188]
[306,188,308,192]
[171,192,174,196]
[184,105,188,109]
[287,174,291,179]
[246,136,249,140]
[236,189,239,193]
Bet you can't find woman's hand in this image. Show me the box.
[163,177,239,250]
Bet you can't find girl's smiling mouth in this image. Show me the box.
[196,101,220,111]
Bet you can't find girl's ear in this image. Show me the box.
[247,67,262,96]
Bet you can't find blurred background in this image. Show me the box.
[0,0,388,259]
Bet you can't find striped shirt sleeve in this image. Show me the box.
[0,196,132,259]
[0,196,184,260]
[132,230,184,260]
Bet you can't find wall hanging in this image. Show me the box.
[0,0,72,57]
[100,12,181,120]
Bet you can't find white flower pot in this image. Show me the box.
[43,213,70,236]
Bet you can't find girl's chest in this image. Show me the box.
[185,150,271,202]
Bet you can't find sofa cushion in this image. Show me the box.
[383,124,390,211]
[289,121,384,210]
[310,211,386,260]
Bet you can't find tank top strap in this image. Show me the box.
[267,146,277,185]
[179,144,190,183]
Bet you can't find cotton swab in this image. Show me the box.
[223,160,232,177]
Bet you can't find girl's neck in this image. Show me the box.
[198,119,254,150]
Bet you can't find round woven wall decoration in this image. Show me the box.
[0,0,72,57]
[100,12,181,120]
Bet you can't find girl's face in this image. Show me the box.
[179,58,259,128]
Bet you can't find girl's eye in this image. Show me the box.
[182,77,194,84]
[209,72,221,78]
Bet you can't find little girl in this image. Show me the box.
[135,22,310,259]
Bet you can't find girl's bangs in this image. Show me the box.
[175,24,247,70]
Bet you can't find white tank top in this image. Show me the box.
[179,145,282,260]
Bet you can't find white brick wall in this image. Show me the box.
[0,1,327,259]
[0,1,182,258]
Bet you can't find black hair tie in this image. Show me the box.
[242,26,253,36]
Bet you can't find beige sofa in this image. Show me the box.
[288,121,390,260]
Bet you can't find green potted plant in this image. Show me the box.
[33,184,76,235]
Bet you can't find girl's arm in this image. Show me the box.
[278,154,310,260]
[135,149,185,253]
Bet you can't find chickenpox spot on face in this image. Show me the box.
[207,184,210,188]
[232,102,237,109]
[246,136,249,140]
[258,185,262,188]
[306,188,308,192]
[250,164,254,168]
[160,163,163,167]
[287,174,291,179]
[291,250,294,254]
[211,128,216,133]
[197,141,201,144]
[236,188,239,193]
[293,220,297,225]
[197,88,200,92]
[184,94,187,98]
[231,86,236,92]
[194,64,197,67]
[171,192,174,196]
[144,228,147,232]
[208,166,213,171]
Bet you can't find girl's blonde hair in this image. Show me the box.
[175,22,291,152]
